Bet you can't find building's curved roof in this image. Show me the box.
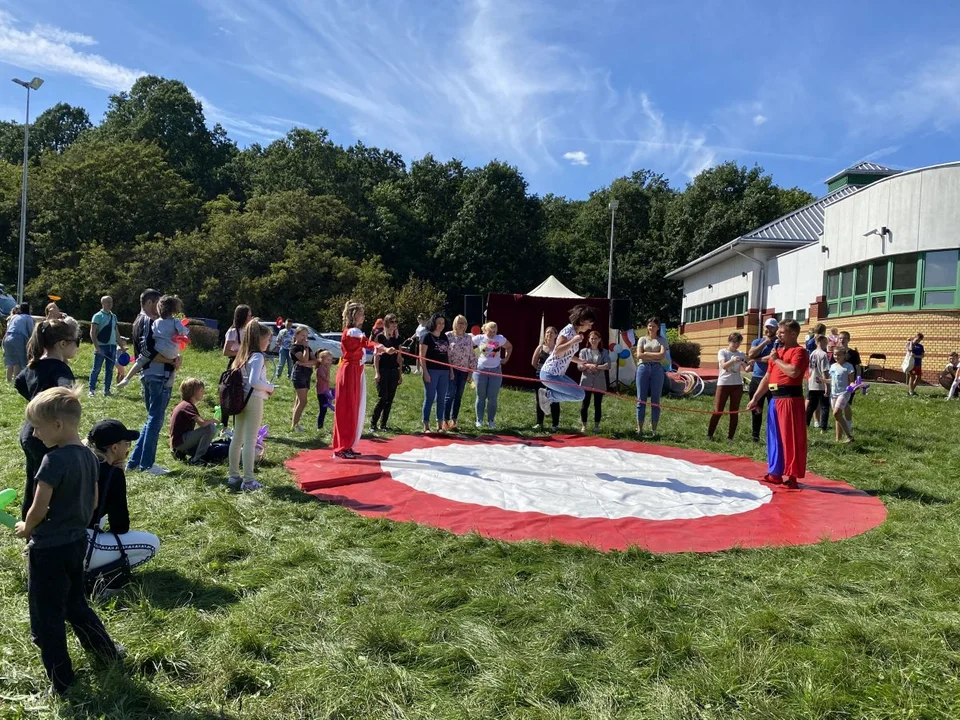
[740,184,860,242]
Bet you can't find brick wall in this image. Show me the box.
[682,304,960,383]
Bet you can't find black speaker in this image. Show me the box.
[610,298,631,329]
[464,295,484,327]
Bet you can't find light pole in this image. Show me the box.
[606,199,619,301]
[12,76,44,304]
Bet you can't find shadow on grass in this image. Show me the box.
[265,483,315,505]
[61,672,235,720]
[866,483,952,506]
[134,568,241,611]
[270,435,324,450]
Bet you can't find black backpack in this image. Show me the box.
[218,364,252,422]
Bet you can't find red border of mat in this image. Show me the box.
[286,435,886,553]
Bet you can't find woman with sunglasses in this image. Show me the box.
[14,317,82,518]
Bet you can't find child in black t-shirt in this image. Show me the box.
[15,387,121,695]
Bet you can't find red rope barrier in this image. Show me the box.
[391,348,752,416]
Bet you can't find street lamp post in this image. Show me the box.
[12,76,44,304]
[606,199,619,301]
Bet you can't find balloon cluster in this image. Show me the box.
[173,317,191,351]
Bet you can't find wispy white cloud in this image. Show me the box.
[858,146,900,163]
[0,11,142,91]
[753,114,767,126]
[845,45,960,138]
[32,24,97,47]
[192,91,285,140]
[563,150,589,166]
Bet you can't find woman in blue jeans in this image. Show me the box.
[418,313,451,432]
[443,315,474,431]
[537,305,598,415]
[473,321,513,429]
[635,317,669,436]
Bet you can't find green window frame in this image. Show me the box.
[796,308,807,323]
[683,293,748,324]
[825,250,960,317]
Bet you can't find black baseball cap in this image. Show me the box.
[88,419,140,449]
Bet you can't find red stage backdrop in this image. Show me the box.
[485,293,610,389]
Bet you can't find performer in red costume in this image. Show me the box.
[332,301,396,459]
[746,318,809,489]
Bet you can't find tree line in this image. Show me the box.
[0,76,815,332]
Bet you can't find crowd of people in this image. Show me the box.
[0,285,947,696]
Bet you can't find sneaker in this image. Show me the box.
[146,465,171,476]
[345,449,361,459]
[784,478,800,490]
[550,426,559,433]
[104,391,112,397]
[227,476,241,488]
[593,423,600,433]
[532,424,542,430]
[240,479,262,492]
[487,421,496,430]
[579,423,586,434]
[537,388,552,415]
[475,421,483,429]
[293,424,305,433]
[88,391,96,398]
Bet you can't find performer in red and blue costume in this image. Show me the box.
[746,319,809,489]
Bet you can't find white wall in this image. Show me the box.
[822,162,960,269]
[767,243,824,315]
[681,254,757,313]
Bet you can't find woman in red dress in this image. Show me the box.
[332,301,395,459]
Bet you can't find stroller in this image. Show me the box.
[399,335,420,374]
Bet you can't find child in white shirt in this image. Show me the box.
[829,347,855,443]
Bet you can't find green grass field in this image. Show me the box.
[1,349,959,719]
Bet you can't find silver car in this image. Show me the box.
[259,322,342,360]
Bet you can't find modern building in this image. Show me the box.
[667,161,960,382]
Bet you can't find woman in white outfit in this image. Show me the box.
[85,419,160,574]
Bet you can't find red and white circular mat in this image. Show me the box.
[286,435,886,553]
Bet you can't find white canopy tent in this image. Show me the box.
[528,275,583,298]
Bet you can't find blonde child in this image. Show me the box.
[829,347,855,443]
[15,387,121,695]
[826,327,841,358]
[227,318,275,490]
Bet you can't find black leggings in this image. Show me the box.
[372,370,400,428]
[748,376,771,440]
[580,390,603,424]
[806,389,829,430]
[535,388,560,427]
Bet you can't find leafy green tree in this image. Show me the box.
[434,160,544,297]
[31,139,200,263]
[0,160,24,284]
[101,76,238,198]
[0,103,92,165]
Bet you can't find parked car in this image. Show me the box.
[258,322,342,360]
[321,332,374,363]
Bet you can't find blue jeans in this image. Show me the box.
[474,367,503,423]
[127,376,173,471]
[276,348,292,379]
[444,369,469,421]
[422,368,450,425]
[539,369,586,403]
[636,363,664,426]
[89,344,117,394]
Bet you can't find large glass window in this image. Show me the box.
[684,293,748,324]
[824,251,960,316]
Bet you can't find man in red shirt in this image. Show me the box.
[746,319,809,488]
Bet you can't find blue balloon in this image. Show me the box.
[619,349,630,359]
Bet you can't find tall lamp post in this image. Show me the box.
[12,76,44,304]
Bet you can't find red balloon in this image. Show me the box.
[276,317,284,327]
[181,317,190,326]
[471,325,481,335]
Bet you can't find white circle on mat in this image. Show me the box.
[382,443,772,521]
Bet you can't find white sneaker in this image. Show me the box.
[147,465,171,476]
[579,424,586,434]
[88,391,96,398]
[532,424,542,430]
[475,421,483,428]
[293,424,305,433]
[537,388,552,415]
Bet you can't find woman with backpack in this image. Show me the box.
[226,318,274,491]
[223,305,251,371]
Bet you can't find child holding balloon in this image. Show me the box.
[15,387,122,695]
[117,295,188,389]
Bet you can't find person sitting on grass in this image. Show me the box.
[170,377,218,464]
[829,347,856,443]
[86,419,161,586]
[14,387,122,696]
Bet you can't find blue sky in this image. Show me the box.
[1,0,959,199]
